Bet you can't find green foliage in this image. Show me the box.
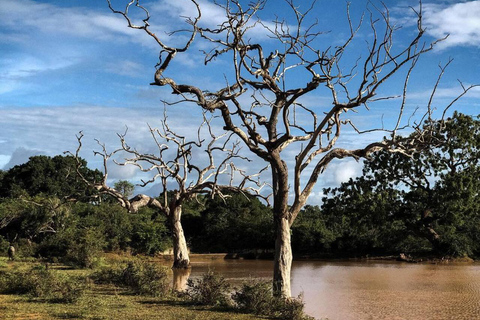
[34,202,170,263]
[92,260,170,297]
[186,270,231,306]
[130,208,172,255]
[291,205,337,255]
[274,295,314,320]
[65,227,106,268]
[0,235,9,256]
[0,155,102,200]
[0,265,85,303]
[0,195,72,243]
[232,280,273,314]
[321,112,480,258]
[188,193,274,253]
[114,180,135,198]
[232,280,313,320]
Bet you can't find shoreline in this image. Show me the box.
[151,252,476,264]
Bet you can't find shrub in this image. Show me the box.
[232,280,273,314]
[0,236,9,257]
[91,260,169,297]
[185,271,231,306]
[274,294,314,320]
[232,280,313,320]
[0,265,85,303]
[65,228,106,269]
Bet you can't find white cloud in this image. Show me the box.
[423,1,480,49]
[408,84,480,100]
[105,60,146,77]
[0,55,78,94]
[321,159,364,188]
[0,0,134,40]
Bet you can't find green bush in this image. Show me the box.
[232,280,313,320]
[65,228,106,268]
[0,236,9,257]
[92,260,169,297]
[274,295,314,320]
[186,271,231,306]
[16,238,37,258]
[232,280,273,314]
[0,265,85,303]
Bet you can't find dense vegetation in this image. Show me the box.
[1,113,480,261]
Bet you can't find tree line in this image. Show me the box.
[1,112,479,266]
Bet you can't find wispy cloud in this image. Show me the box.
[422,1,480,49]
[0,54,79,94]
[151,0,287,41]
[0,0,137,41]
[105,60,146,77]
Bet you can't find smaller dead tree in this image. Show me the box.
[70,113,266,269]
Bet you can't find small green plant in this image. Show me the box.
[186,270,231,306]
[274,294,314,320]
[91,260,169,297]
[0,265,85,303]
[232,280,313,320]
[232,280,273,314]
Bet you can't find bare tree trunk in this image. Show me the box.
[273,216,292,298]
[170,205,190,269]
[272,162,293,298]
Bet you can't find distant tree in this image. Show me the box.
[114,180,135,198]
[192,192,273,253]
[323,113,480,256]
[322,176,412,255]
[0,195,71,243]
[0,155,102,201]
[291,205,338,256]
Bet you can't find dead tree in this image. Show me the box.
[70,114,266,269]
[108,0,478,296]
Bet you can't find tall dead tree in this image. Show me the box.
[70,114,266,269]
[107,0,477,296]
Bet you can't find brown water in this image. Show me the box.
[181,258,480,320]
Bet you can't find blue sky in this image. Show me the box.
[0,0,479,204]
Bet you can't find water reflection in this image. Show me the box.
[172,268,191,291]
[169,257,480,320]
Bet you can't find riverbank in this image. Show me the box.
[0,257,275,320]
[153,251,476,264]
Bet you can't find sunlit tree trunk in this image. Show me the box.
[271,161,293,297]
[273,215,292,297]
[170,205,190,269]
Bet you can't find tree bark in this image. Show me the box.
[170,205,190,269]
[273,215,292,298]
